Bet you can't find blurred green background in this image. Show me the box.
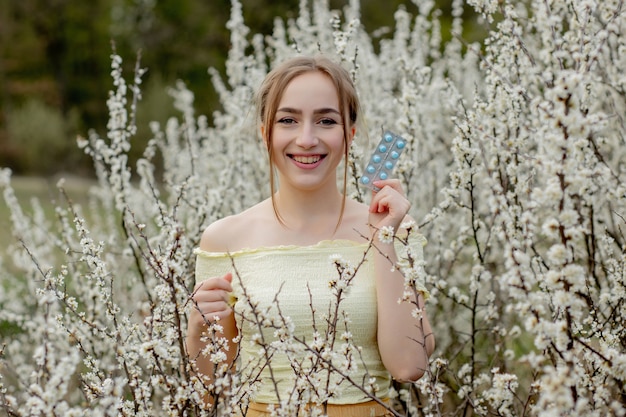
[0,0,483,178]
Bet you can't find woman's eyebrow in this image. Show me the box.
[277,107,340,115]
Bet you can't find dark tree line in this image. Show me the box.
[0,0,475,176]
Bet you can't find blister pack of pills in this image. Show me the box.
[359,130,406,191]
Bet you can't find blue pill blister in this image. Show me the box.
[359,130,406,191]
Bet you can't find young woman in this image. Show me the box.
[186,55,434,416]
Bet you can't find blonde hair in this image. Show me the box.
[255,55,361,228]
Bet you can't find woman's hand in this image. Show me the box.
[186,272,238,388]
[188,273,234,331]
[368,179,411,233]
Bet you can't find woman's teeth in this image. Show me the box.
[292,155,322,164]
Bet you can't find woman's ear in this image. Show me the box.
[260,124,268,148]
[348,125,356,147]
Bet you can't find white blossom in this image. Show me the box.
[377,225,395,244]
[1,0,625,415]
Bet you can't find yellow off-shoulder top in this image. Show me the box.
[194,234,427,405]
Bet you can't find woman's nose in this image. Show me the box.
[295,123,318,148]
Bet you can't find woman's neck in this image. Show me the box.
[273,186,344,233]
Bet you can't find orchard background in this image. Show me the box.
[1,0,625,416]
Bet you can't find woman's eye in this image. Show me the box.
[319,118,338,126]
[277,117,296,124]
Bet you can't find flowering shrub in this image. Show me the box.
[1,0,625,416]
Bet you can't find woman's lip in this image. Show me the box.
[288,154,327,169]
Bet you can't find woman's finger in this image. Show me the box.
[189,273,235,324]
[193,273,233,293]
[195,300,231,315]
[194,289,231,303]
[372,179,404,194]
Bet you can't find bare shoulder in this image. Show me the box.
[199,200,273,252]
[343,198,370,221]
[199,216,238,252]
[339,199,372,239]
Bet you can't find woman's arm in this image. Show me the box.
[368,179,435,382]
[186,221,240,397]
[372,239,435,381]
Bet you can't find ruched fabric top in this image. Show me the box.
[194,234,427,405]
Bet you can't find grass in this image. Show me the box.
[0,175,97,335]
[0,174,96,255]
[1,174,95,210]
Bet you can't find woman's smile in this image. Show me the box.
[288,153,327,168]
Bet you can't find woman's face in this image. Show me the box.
[268,71,354,192]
